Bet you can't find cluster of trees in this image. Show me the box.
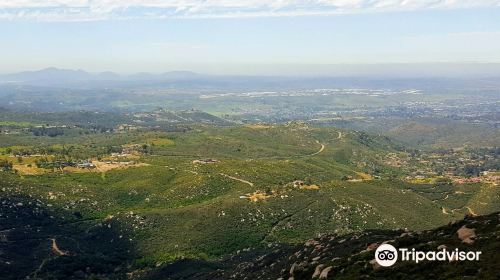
[141,144,153,154]
[357,132,375,147]
[35,157,73,169]
[462,162,499,178]
[463,165,482,177]
[79,124,112,133]
[461,148,499,177]
[0,159,13,171]
[3,145,124,160]
[30,127,65,137]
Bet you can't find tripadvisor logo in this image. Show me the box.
[375,244,398,267]
[374,244,481,267]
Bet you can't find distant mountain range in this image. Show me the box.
[0,67,203,83]
[3,63,500,84]
[2,67,500,90]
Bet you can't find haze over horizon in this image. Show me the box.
[3,63,500,78]
[1,1,500,76]
[1,3,500,280]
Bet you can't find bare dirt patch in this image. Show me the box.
[242,191,274,202]
[13,164,50,175]
[93,161,149,172]
[299,184,320,190]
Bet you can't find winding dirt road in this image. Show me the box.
[466,207,478,216]
[306,131,341,157]
[307,140,325,156]
[50,238,68,256]
[220,173,254,187]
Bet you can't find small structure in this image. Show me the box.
[290,180,320,190]
[293,180,305,188]
[76,161,96,169]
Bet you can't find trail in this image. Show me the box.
[307,140,325,156]
[305,131,341,157]
[466,207,478,216]
[31,236,76,278]
[50,238,68,256]
[432,192,451,202]
[441,207,449,215]
[449,206,478,216]
[220,173,254,187]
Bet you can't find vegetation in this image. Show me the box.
[143,211,500,280]
[0,110,498,279]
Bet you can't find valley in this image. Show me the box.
[1,111,498,279]
[2,2,500,278]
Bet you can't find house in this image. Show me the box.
[76,162,95,169]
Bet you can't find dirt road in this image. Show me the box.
[308,140,325,156]
[50,238,68,256]
[220,173,254,187]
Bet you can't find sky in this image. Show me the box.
[1,0,500,75]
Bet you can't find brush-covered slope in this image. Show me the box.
[142,212,500,280]
[0,124,498,279]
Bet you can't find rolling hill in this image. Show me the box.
[0,123,498,279]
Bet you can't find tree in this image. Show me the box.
[463,165,480,177]
[0,160,13,171]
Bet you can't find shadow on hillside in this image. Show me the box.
[141,212,500,280]
[0,193,136,279]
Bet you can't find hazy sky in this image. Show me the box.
[1,1,500,74]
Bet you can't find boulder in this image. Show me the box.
[319,266,332,279]
[457,225,476,244]
[366,242,379,251]
[311,264,325,279]
[290,261,308,277]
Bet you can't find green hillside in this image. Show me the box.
[1,124,498,279]
[142,212,500,280]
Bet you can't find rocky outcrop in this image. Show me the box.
[457,225,476,244]
[318,266,332,279]
[142,212,500,280]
